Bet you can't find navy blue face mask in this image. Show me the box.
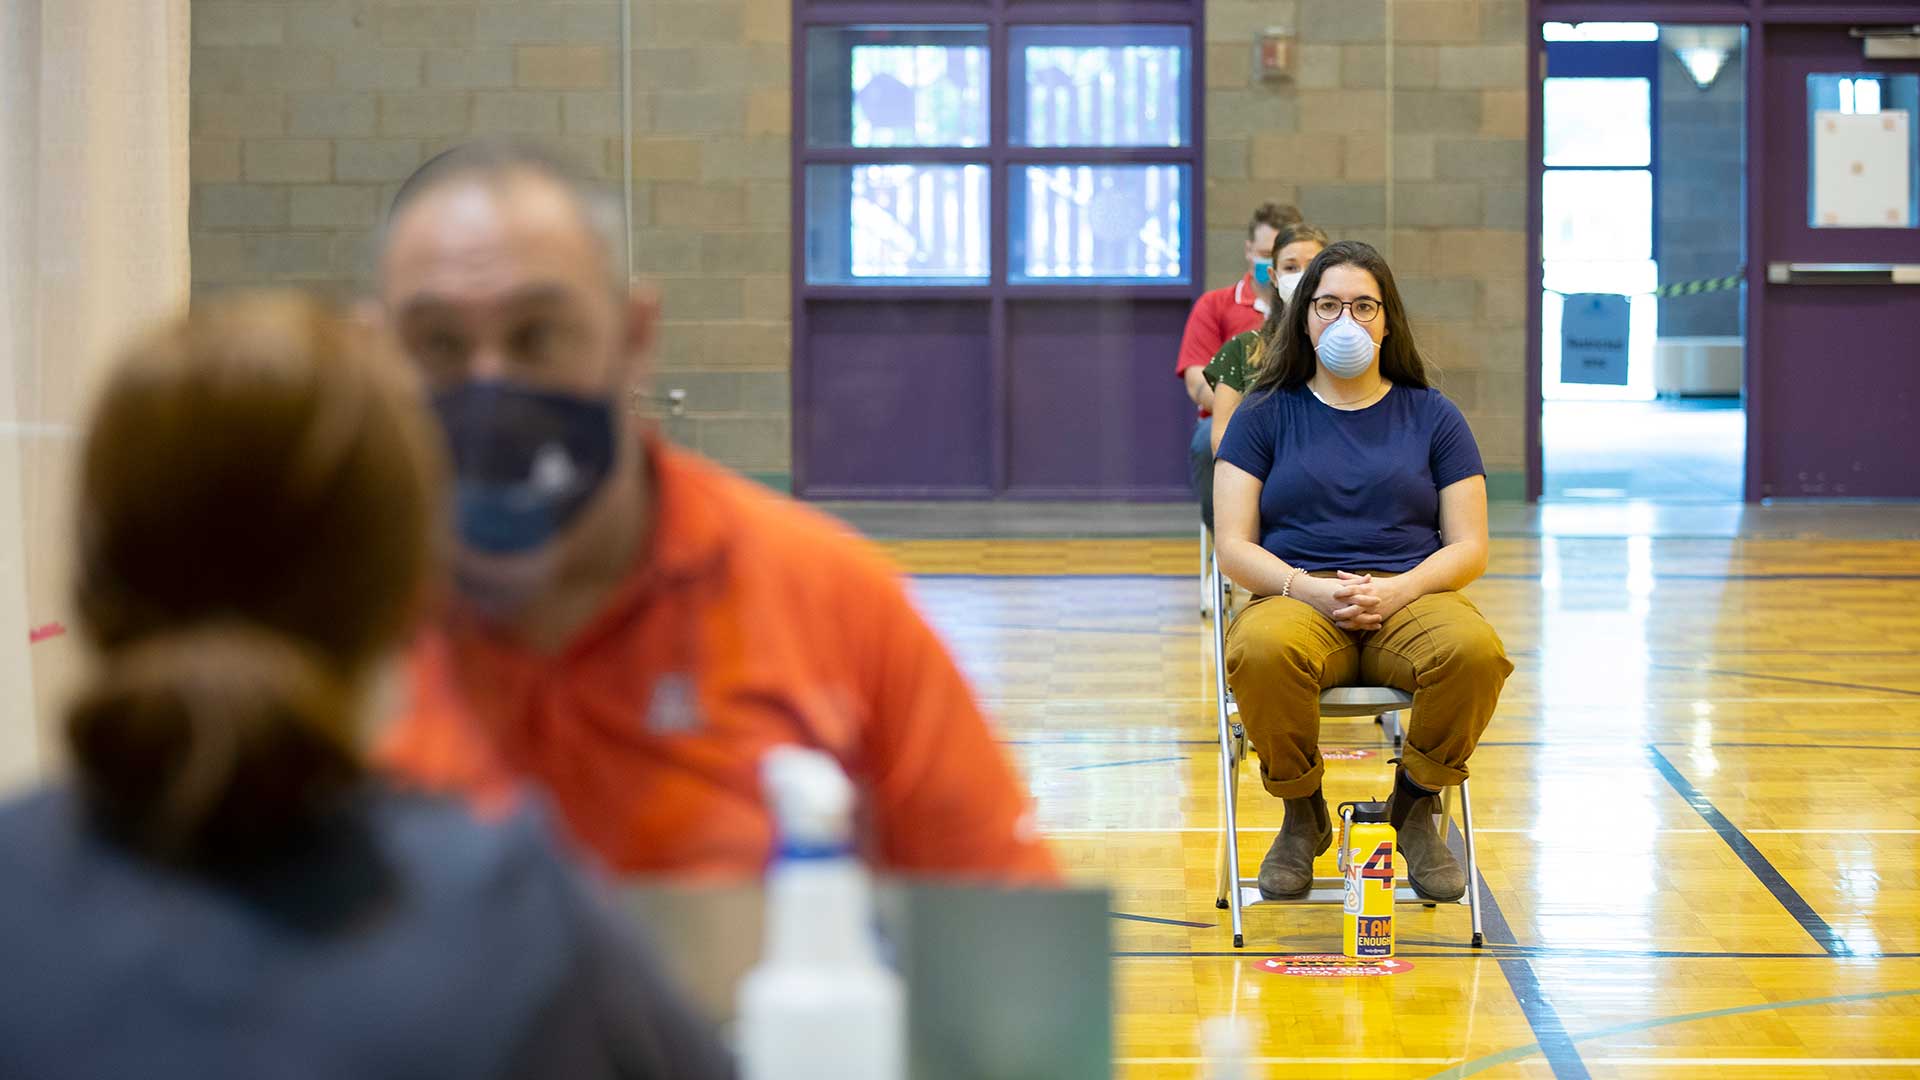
[431,382,618,556]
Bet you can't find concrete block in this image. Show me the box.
[380,92,472,136]
[1208,0,1300,43]
[1482,184,1525,229]
[1205,181,1302,228]
[242,48,334,92]
[192,140,242,184]
[701,138,789,182]
[654,92,748,135]
[700,231,789,275]
[1344,136,1387,182]
[1394,135,1436,180]
[1210,137,1251,180]
[736,370,790,413]
[289,185,381,228]
[373,6,473,48]
[1393,182,1483,226]
[1298,91,1386,134]
[245,232,336,278]
[558,93,620,136]
[658,2,744,45]
[697,415,790,471]
[1435,137,1525,181]
[659,276,747,321]
[472,92,562,134]
[427,48,516,89]
[190,47,250,94]
[630,49,702,92]
[243,140,332,183]
[745,88,790,137]
[289,93,378,137]
[196,3,282,47]
[1395,90,1481,134]
[1340,46,1387,90]
[742,275,789,323]
[1252,133,1343,182]
[1299,183,1387,225]
[655,183,749,226]
[1290,45,1341,91]
[1481,275,1526,328]
[194,184,288,228]
[335,139,424,183]
[1479,89,1525,138]
[195,93,286,138]
[746,180,789,226]
[337,49,424,91]
[1208,43,1251,91]
[1390,46,1439,90]
[1297,0,1383,44]
[1206,90,1299,139]
[1482,0,1527,44]
[743,0,788,46]
[516,46,616,90]
[284,4,369,50]
[1395,1,1482,44]
[630,228,706,274]
[476,4,621,45]
[1399,276,1480,317]
[1437,45,1526,89]
[632,139,705,181]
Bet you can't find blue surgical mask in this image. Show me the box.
[1253,263,1273,287]
[1315,314,1378,379]
[431,382,617,556]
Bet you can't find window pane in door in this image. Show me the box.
[1010,164,1189,282]
[805,26,989,148]
[1544,169,1653,261]
[1806,73,1919,228]
[1544,78,1651,166]
[804,164,990,284]
[1009,26,1191,147]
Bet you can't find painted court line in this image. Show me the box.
[1041,826,1920,836]
[1423,986,1920,1079]
[1587,1058,1920,1068]
[1118,1057,1461,1067]
[1459,864,1594,1080]
[1647,745,1851,957]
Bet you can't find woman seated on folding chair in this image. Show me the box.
[1212,240,1511,903]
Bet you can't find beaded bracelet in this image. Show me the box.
[1282,568,1303,598]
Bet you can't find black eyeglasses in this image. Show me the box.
[1310,296,1383,323]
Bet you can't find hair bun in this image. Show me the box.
[66,621,362,864]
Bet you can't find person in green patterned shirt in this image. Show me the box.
[1205,223,1329,455]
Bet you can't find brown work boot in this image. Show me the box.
[1392,792,1467,902]
[1257,789,1332,899]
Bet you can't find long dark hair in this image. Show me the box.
[1246,240,1431,395]
[1244,222,1331,375]
[69,292,442,867]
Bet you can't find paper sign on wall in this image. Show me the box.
[1560,293,1631,386]
[1813,110,1913,228]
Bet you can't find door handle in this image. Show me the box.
[1765,262,1920,285]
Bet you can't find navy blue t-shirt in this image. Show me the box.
[1216,383,1485,573]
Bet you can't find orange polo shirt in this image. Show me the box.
[380,440,1056,884]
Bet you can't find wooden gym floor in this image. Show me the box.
[871,524,1920,1079]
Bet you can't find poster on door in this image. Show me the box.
[1560,293,1631,386]
[1813,110,1912,228]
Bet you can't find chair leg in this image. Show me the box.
[1209,547,1244,948]
[1460,778,1484,948]
[1200,526,1213,618]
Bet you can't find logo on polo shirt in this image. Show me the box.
[644,673,702,735]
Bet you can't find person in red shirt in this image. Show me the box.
[373,139,1055,884]
[1177,201,1300,528]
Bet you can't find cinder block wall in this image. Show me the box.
[189,0,1531,493]
[1205,0,1529,493]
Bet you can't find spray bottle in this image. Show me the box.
[1338,799,1396,959]
[737,747,905,1080]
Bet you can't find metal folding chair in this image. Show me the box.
[1206,544,1484,949]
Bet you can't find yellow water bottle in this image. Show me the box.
[1339,800,1396,959]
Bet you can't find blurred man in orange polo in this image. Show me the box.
[374,140,1054,882]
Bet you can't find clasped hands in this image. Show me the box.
[1297,570,1410,632]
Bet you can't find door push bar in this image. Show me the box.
[1766,263,1920,286]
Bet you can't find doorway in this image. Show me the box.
[1537,20,1748,502]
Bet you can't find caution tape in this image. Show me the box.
[1652,274,1742,298]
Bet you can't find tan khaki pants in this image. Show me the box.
[1224,580,1511,798]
